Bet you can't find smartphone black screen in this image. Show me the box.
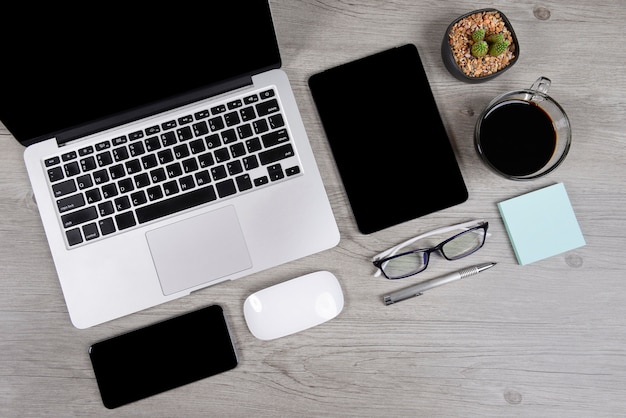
[309,44,468,234]
[88,305,238,409]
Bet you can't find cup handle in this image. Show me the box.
[530,76,551,94]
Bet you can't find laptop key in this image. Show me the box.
[244,94,259,104]
[227,99,242,110]
[195,170,211,186]
[147,186,163,201]
[160,131,177,147]
[128,131,144,141]
[62,151,78,161]
[211,104,226,114]
[130,191,147,206]
[64,161,81,177]
[177,126,193,141]
[125,159,142,175]
[80,156,97,171]
[254,176,269,187]
[259,144,294,165]
[178,115,194,125]
[193,121,209,137]
[57,193,85,213]
[162,120,177,130]
[286,166,301,176]
[85,188,102,204]
[260,89,275,99]
[96,151,113,167]
[224,111,240,127]
[205,134,221,149]
[267,164,284,181]
[256,98,280,116]
[236,174,253,192]
[189,138,206,154]
[77,175,93,190]
[99,218,116,235]
[216,179,237,198]
[261,129,289,147]
[129,142,145,157]
[98,201,115,216]
[93,169,109,184]
[208,116,225,132]
[45,156,61,167]
[163,181,179,196]
[83,223,100,241]
[145,136,161,151]
[112,146,129,161]
[145,126,160,136]
[179,175,196,191]
[66,228,83,246]
[115,211,136,230]
[52,179,77,197]
[268,114,284,129]
[114,196,132,211]
[47,166,64,182]
[109,164,126,179]
[61,206,98,228]
[243,155,259,170]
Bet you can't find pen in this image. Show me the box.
[383,262,496,305]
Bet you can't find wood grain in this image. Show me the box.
[2,1,626,416]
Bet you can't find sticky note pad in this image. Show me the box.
[497,183,585,265]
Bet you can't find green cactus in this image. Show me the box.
[472,28,486,42]
[489,40,510,56]
[471,41,489,57]
[486,33,504,44]
[469,29,510,58]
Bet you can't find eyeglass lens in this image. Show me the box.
[441,228,486,259]
[382,252,428,278]
[380,226,486,279]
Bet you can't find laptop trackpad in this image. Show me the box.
[146,205,252,296]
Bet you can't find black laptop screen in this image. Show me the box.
[0,1,281,146]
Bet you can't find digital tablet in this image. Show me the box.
[309,44,468,234]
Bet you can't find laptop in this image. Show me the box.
[0,1,339,329]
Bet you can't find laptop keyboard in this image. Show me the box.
[43,87,302,248]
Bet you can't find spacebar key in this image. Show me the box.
[135,186,217,224]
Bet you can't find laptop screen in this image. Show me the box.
[0,1,281,146]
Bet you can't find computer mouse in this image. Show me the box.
[243,271,344,340]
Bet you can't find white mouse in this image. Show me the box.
[243,271,344,340]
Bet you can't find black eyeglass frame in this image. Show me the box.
[372,221,489,280]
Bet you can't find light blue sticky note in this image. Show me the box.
[497,183,585,265]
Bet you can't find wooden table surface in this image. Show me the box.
[2,1,626,416]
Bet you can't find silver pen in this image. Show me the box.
[383,262,496,305]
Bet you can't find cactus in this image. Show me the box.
[472,28,486,42]
[489,40,510,56]
[470,29,509,57]
[471,41,489,57]
[486,33,504,44]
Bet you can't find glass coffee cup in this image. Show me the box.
[475,77,571,180]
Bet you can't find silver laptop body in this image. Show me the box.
[4,2,339,328]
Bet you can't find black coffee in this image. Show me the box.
[478,100,556,177]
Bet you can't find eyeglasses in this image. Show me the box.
[372,220,489,280]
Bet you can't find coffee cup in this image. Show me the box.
[475,77,571,180]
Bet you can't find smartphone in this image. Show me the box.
[309,44,468,234]
[88,305,238,409]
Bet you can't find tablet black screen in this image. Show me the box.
[309,44,468,234]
